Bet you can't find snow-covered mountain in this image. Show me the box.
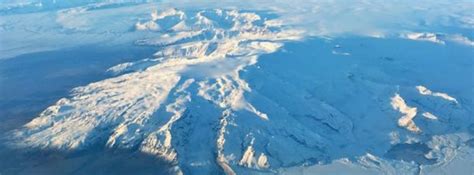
[1,1,473,174]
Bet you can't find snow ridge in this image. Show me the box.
[391,93,420,133]
[402,32,474,47]
[416,85,458,104]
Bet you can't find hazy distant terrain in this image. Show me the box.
[0,1,473,174]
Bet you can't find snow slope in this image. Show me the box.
[1,1,473,174]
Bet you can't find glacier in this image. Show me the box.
[0,0,473,175]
